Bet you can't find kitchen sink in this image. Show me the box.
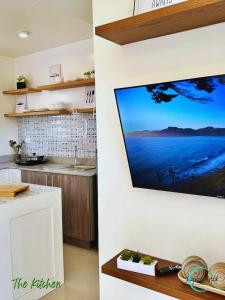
[19,164,96,173]
[61,165,96,171]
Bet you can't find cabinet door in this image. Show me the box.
[21,170,48,186]
[51,173,96,242]
[62,175,95,242]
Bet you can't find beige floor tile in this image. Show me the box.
[42,244,99,300]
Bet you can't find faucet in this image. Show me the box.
[74,145,78,166]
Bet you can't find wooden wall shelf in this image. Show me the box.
[38,78,95,91]
[4,108,96,118]
[102,252,224,300]
[95,0,225,45]
[3,79,95,95]
[3,88,42,95]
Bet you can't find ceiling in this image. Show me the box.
[0,0,93,57]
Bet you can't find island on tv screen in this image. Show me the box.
[115,74,225,198]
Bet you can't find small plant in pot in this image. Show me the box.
[90,70,95,79]
[83,72,91,80]
[132,251,141,263]
[120,249,133,261]
[17,75,28,89]
[141,255,153,265]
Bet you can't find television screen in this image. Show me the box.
[115,74,225,198]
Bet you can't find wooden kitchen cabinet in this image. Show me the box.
[21,170,48,186]
[21,170,97,248]
[51,173,97,247]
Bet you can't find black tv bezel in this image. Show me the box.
[114,73,225,199]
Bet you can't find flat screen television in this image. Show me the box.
[115,74,225,198]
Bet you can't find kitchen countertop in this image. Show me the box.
[0,184,60,205]
[0,162,97,177]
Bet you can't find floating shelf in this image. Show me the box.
[38,78,95,91]
[4,108,96,118]
[102,252,224,300]
[95,0,225,45]
[2,88,42,95]
[3,79,95,95]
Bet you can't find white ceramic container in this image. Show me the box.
[117,256,158,276]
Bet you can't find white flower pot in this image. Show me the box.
[117,256,158,276]
[90,73,95,79]
[83,75,90,80]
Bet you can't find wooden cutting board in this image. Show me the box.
[0,185,29,197]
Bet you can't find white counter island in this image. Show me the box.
[0,184,64,300]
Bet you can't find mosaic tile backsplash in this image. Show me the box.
[18,114,97,158]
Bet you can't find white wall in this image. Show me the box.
[0,56,17,156]
[15,39,94,110]
[93,1,225,300]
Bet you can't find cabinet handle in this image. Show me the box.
[52,175,54,187]
[45,174,48,186]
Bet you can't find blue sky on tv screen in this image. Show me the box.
[115,76,225,133]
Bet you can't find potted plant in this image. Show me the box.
[83,72,91,80]
[90,70,95,79]
[120,249,133,261]
[132,251,141,263]
[117,249,158,276]
[17,75,28,89]
[141,255,153,265]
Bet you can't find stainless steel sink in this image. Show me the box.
[61,165,96,171]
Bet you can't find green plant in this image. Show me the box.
[141,256,153,265]
[120,249,133,261]
[132,251,141,263]
[17,75,28,83]
[91,70,95,74]
[86,71,91,75]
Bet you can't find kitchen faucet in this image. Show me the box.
[74,145,78,166]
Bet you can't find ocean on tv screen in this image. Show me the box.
[115,74,225,198]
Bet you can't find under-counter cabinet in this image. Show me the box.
[21,170,97,248]
[21,169,48,185]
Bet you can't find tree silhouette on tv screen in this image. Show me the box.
[146,75,225,104]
